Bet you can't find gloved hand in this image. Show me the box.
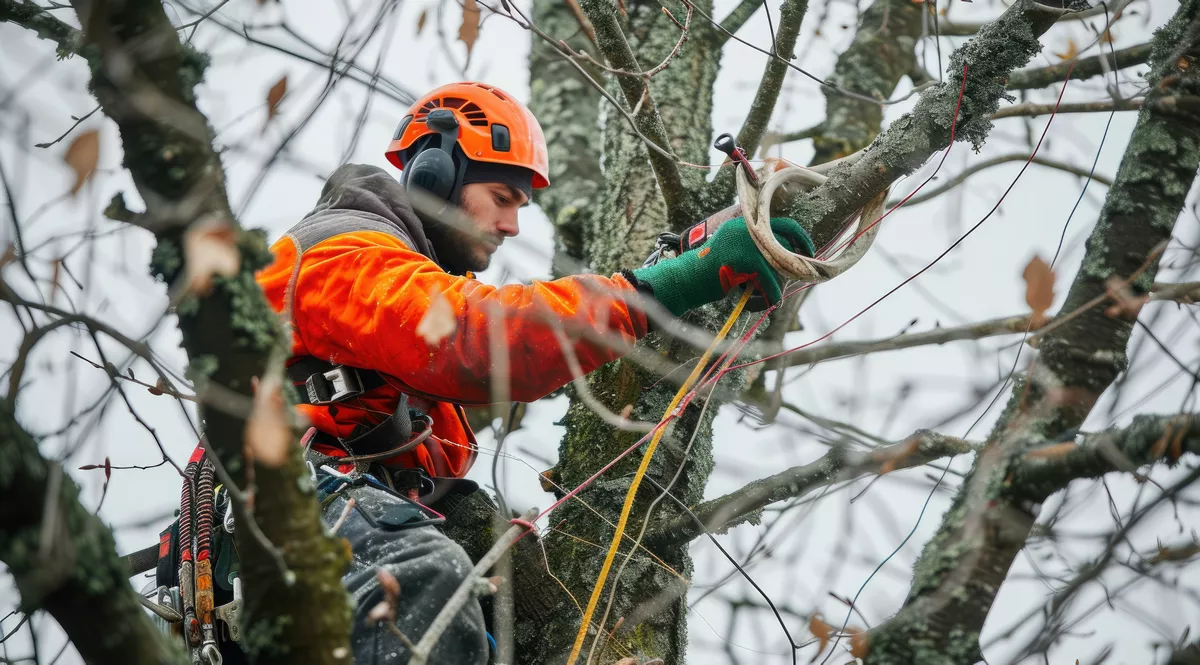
[631,216,814,317]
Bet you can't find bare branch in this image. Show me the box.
[792,0,1086,246]
[937,0,1138,37]
[409,510,538,665]
[735,0,809,160]
[992,96,1143,120]
[887,152,1115,209]
[784,314,1041,369]
[1007,42,1153,90]
[649,431,975,546]
[717,0,761,43]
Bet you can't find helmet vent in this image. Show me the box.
[414,97,489,127]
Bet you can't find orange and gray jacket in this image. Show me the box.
[255,164,648,478]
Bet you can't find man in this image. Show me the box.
[254,81,813,663]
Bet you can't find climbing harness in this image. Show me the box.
[567,134,889,665]
[287,356,442,474]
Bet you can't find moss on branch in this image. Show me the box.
[0,405,185,665]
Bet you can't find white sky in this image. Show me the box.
[2,0,1198,663]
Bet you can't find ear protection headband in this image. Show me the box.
[402,109,469,203]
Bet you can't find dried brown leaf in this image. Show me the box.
[539,469,556,493]
[377,567,401,601]
[1023,255,1055,326]
[1147,539,1200,564]
[245,373,290,468]
[365,600,394,624]
[1099,28,1115,44]
[64,129,100,196]
[148,376,168,396]
[417,8,428,34]
[416,291,458,345]
[809,613,832,659]
[266,75,287,125]
[1054,38,1078,61]
[458,0,481,56]
[183,216,240,296]
[614,659,638,665]
[846,626,870,659]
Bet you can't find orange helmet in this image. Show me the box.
[385,82,550,190]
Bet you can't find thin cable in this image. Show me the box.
[566,288,753,665]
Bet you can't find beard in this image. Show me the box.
[423,196,492,275]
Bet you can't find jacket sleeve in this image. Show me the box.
[289,229,649,405]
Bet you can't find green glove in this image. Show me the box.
[632,217,814,317]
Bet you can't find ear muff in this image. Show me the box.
[402,109,468,202]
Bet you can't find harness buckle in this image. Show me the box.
[305,366,363,405]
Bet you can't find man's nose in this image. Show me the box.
[497,210,520,238]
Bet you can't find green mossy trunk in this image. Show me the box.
[521,1,737,661]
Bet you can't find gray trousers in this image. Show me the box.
[322,484,489,664]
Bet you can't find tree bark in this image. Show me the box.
[863,4,1200,662]
[1,0,357,661]
[0,405,185,665]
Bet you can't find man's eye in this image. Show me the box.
[495,194,510,205]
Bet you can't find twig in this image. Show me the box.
[33,105,100,149]
[330,498,355,534]
[408,509,538,665]
[784,314,1040,369]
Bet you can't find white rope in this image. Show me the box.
[735,162,887,283]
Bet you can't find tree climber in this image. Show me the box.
[253,81,815,664]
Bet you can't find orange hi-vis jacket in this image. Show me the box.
[255,164,649,479]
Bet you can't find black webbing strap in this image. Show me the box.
[287,356,390,405]
[122,541,161,577]
[288,357,435,456]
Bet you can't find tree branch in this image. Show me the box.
[791,0,1083,248]
[648,431,975,546]
[735,0,809,160]
[578,0,690,223]
[784,314,1039,369]
[0,405,183,665]
[528,0,604,275]
[54,0,353,661]
[937,0,1135,37]
[1008,42,1153,90]
[0,0,88,59]
[992,96,1143,119]
[862,4,1200,660]
[1010,413,1200,497]
[887,151,1115,208]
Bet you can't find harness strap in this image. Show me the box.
[288,356,438,458]
[286,356,391,405]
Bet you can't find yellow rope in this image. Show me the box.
[566,287,752,665]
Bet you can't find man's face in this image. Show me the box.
[444,181,528,273]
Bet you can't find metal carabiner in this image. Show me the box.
[201,642,223,665]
